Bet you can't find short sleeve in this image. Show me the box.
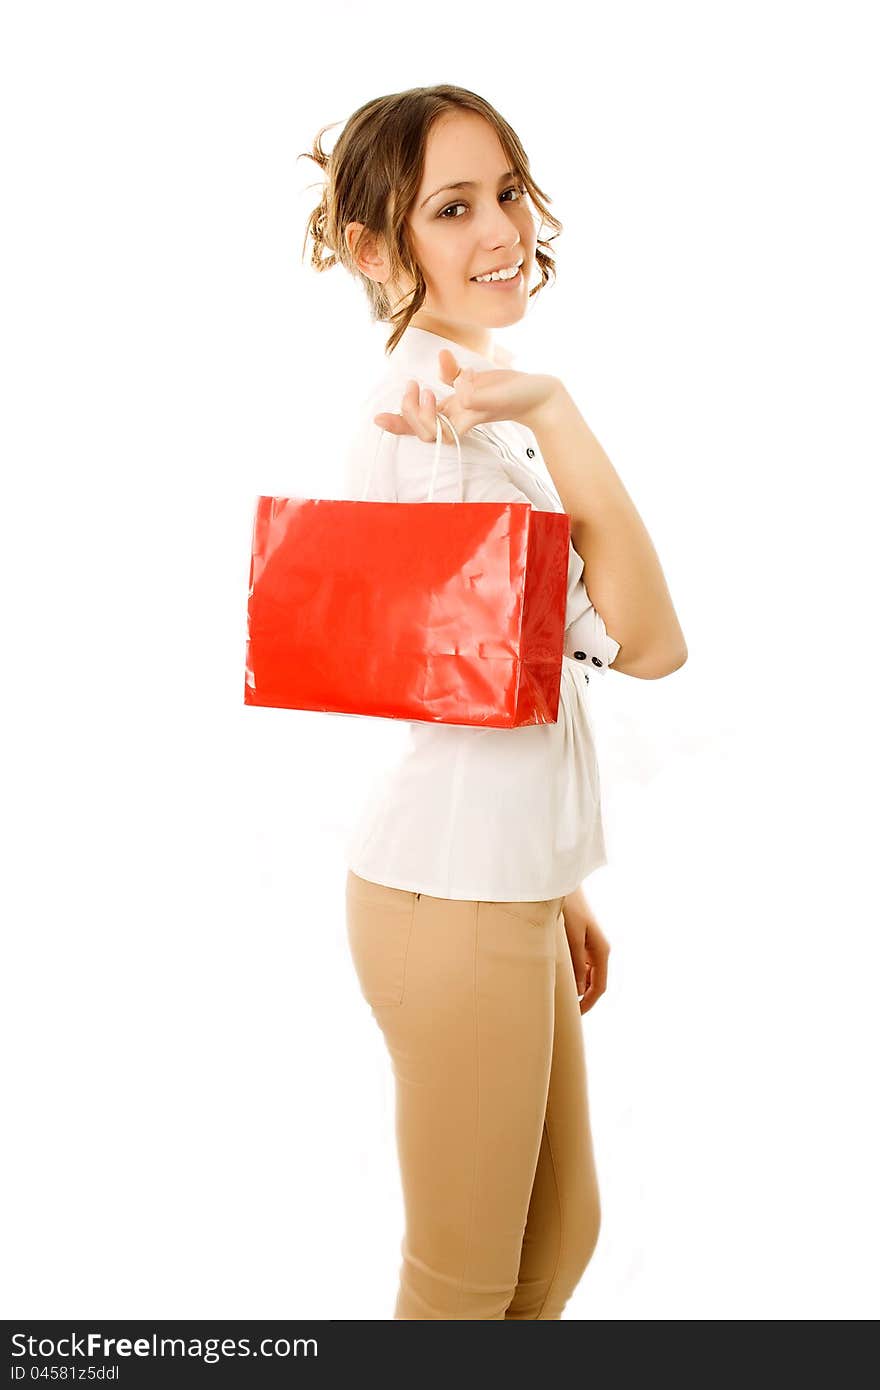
[564,543,621,671]
[391,430,535,507]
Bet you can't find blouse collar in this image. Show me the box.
[387,325,517,378]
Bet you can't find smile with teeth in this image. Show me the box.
[471,259,523,283]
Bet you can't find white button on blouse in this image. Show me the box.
[341,325,620,902]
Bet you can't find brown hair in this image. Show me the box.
[298,84,562,355]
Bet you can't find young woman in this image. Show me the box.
[302,84,687,1320]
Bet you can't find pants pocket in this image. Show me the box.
[482,896,565,929]
[345,872,418,1009]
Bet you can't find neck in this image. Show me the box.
[407,310,500,365]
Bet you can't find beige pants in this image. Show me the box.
[345,870,601,1320]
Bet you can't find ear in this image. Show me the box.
[343,221,389,283]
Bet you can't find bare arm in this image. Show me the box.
[522,381,688,678]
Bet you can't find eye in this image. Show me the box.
[437,184,528,220]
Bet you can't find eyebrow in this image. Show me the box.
[420,169,520,210]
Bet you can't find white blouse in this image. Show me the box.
[340,325,620,902]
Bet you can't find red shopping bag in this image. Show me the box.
[243,415,570,728]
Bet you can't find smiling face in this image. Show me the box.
[396,110,537,357]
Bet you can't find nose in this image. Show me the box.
[483,223,522,259]
[482,201,523,246]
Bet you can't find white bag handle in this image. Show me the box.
[360,411,463,503]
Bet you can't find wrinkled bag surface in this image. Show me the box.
[243,418,569,728]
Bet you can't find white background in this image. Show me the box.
[2,0,878,1320]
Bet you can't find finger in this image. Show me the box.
[419,386,440,437]
[587,954,608,994]
[435,413,461,446]
[373,412,417,436]
[437,351,479,405]
[569,949,588,997]
[401,380,438,441]
[437,348,463,386]
[417,383,459,445]
[579,968,607,1015]
[373,406,453,443]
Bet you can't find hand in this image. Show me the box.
[373,348,561,446]
[562,891,610,1016]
